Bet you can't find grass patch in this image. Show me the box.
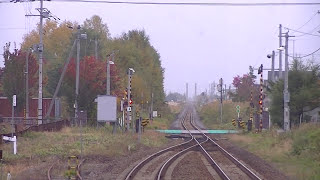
[198,101,250,129]
[0,126,168,177]
[227,123,320,180]
[144,102,182,130]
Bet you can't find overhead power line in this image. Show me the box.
[295,23,320,38]
[2,0,320,6]
[295,11,319,30]
[0,27,25,30]
[284,27,320,38]
[289,47,320,59]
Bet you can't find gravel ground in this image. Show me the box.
[13,156,60,180]
[215,136,290,180]
[200,141,249,180]
[79,139,183,180]
[171,151,216,180]
[14,105,289,180]
[166,105,289,180]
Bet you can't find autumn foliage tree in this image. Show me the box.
[231,74,255,102]
[1,43,39,112]
[18,15,166,118]
[229,66,260,110]
[0,67,4,96]
[61,56,122,117]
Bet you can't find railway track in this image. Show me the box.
[125,106,262,180]
[47,158,84,180]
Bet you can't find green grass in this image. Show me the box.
[227,123,320,180]
[198,101,251,129]
[143,103,181,130]
[0,126,169,177]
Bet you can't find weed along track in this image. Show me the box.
[47,157,84,180]
[124,105,262,180]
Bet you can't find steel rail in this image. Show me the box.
[47,162,55,180]
[48,159,84,180]
[156,110,207,180]
[187,110,230,180]
[189,111,262,180]
[124,113,196,180]
[76,159,85,180]
[156,110,212,179]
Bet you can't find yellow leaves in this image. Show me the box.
[21,20,76,63]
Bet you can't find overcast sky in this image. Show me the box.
[0,0,319,96]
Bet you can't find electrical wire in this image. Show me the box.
[288,47,320,59]
[284,27,320,38]
[295,12,318,31]
[294,24,320,38]
[0,27,26,30]
[1,0,320,6]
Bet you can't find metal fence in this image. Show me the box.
[0,118,70,137]
[1,117,62,126]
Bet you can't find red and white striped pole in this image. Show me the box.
[258,64,263,132]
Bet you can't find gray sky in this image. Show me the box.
[0,0,319,96]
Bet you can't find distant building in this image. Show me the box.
[303,106,320,123]
[267,70,284,82]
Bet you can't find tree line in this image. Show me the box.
[230,60,320,127]
[0,15,165,120]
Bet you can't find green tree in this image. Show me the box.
[268,59,320,127]
[82,15,111,60]
[166,92,185,102]
[112,30,165,109]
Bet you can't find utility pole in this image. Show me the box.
[218,78,223,123]
[186,83,188,101]
[46,40,77,118]
[106,50,118,95]
[224,84,227,100]
[279,24,283,79]
[75,25,81,122]
[106,54,111,95]
[194,83,197,99]
[25,0,58,122]
[283,32,292,131]
[25,49,30,119]
[271,50,275,82]
[37,0,44,124]
[151,92,154,120]
[95,38,98,59]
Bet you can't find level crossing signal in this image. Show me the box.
[240,120,246,129]
[141,119,149,127]
[232,118,236,127]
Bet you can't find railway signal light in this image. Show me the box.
[258,64,263,74]
[124,89,128,99]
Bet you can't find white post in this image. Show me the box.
[13,136,17,155]
[3,136,17,155]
